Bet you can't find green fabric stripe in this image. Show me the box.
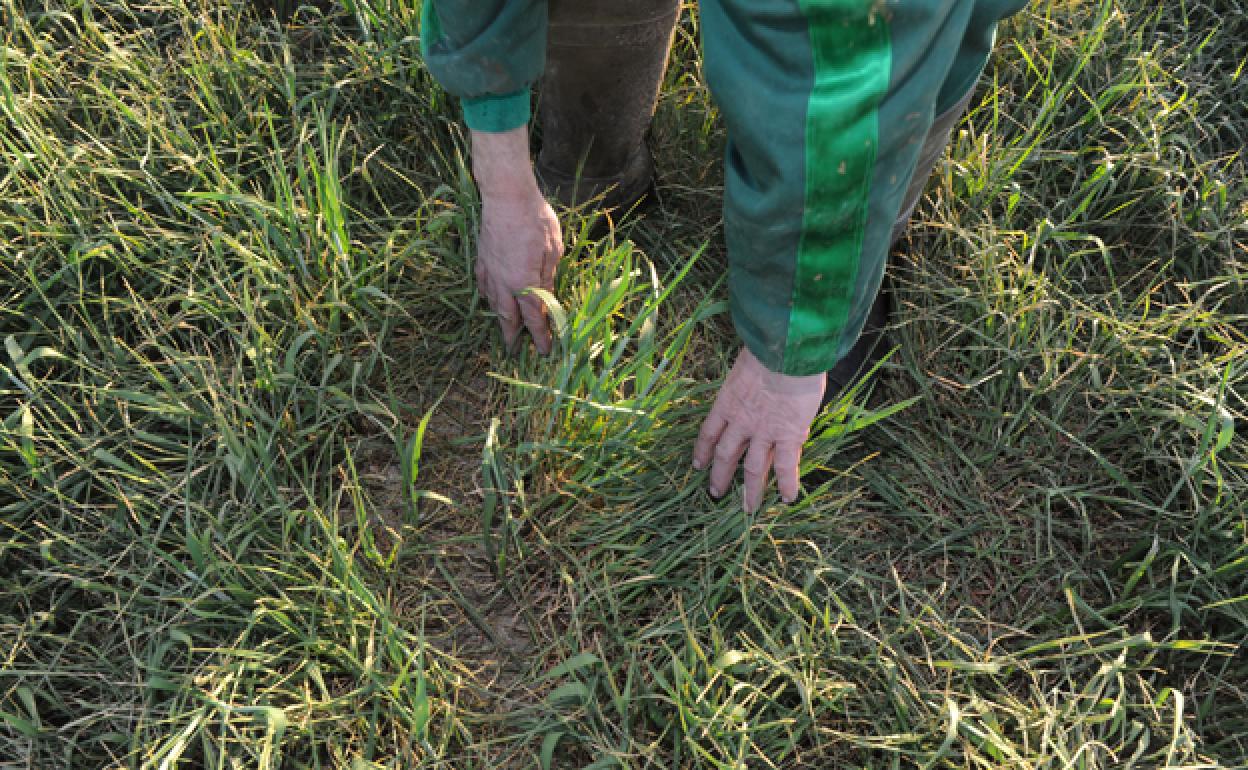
[784,3,891,374]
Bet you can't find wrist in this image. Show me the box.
[741,345,826,392]
[470,126,541,204]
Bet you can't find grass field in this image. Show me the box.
[1,0,1246,767]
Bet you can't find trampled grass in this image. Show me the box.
[1,0,1245,767]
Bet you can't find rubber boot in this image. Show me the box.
[536,0,681,215]
[823,286,891,406]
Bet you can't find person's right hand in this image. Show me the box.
[471,127,564,354]
[692,345,824,512]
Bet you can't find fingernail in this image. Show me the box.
[709,485,723,498]
[692,459,705,471]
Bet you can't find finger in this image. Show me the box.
[491,285,523,350]
[692,407,728,471]
[544,237,563,284]
[517,292,552,355]
[742,440,774,513]
[708,425,749,499]
[773,441,803,504]
[476,268,492,311]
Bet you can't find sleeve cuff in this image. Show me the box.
[462,90,531,133]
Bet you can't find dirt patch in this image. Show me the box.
[355,351,571,730]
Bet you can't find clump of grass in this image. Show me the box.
[0,1,481,765]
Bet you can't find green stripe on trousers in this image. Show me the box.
[784,2,892,375]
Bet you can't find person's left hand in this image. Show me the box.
[692,346,825,512]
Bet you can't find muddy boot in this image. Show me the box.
[536,0,681,218]
[821,285,892,408]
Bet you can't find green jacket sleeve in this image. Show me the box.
[420,0,547,132]
[702,0,1026,376]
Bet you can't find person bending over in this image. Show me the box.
[421,0,1027,511]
